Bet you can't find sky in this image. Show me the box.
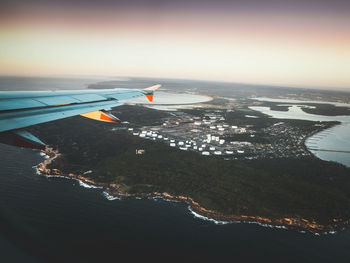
[1,0,350,89]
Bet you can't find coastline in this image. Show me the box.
[305,122,350,168]
[250,101,350,167]
[302,121,341,157]
[36,147,348,235]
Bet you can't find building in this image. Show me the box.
[136,149,145,155]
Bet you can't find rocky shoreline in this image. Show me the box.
[37,147,348,235]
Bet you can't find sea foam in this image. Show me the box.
[78,180,102,189]
[102,191,121,200]
[188,206,230,225]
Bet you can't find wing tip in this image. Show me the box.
[144,84,161,91]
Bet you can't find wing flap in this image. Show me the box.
[71,94,107,102]
[80,111,120,123]
[35,96,81,105]
[104,91,144,100]
[0,98,47,111]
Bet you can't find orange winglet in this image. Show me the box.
[80,111,119,123]
[100,112,119,122]
[145,94,153,102]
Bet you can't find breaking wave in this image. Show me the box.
[39,152,50,159]
[102,191,121,200]
[78,180,103,189]
[188,206,230,225]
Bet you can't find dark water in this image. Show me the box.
[1,145,350,263]
[1,77,350,262]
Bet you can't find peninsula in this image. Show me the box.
[30,102,350,234]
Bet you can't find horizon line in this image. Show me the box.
[0,73,349,93]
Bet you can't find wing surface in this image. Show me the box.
[0,84,161,148]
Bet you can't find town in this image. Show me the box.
[116,105,327,160]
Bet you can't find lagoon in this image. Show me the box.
[250,98,350,167]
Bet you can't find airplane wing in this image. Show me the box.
[0,84,161,149]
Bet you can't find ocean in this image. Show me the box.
[1,77,350,262]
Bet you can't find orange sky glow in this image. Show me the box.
[1,2,349,89]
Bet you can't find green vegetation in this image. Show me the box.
[30,105,350,228]
[111,105,169,126]
[301,104,350,116]
[204,97,230,106]
[225,107,278,129]
[264,103,290,112]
